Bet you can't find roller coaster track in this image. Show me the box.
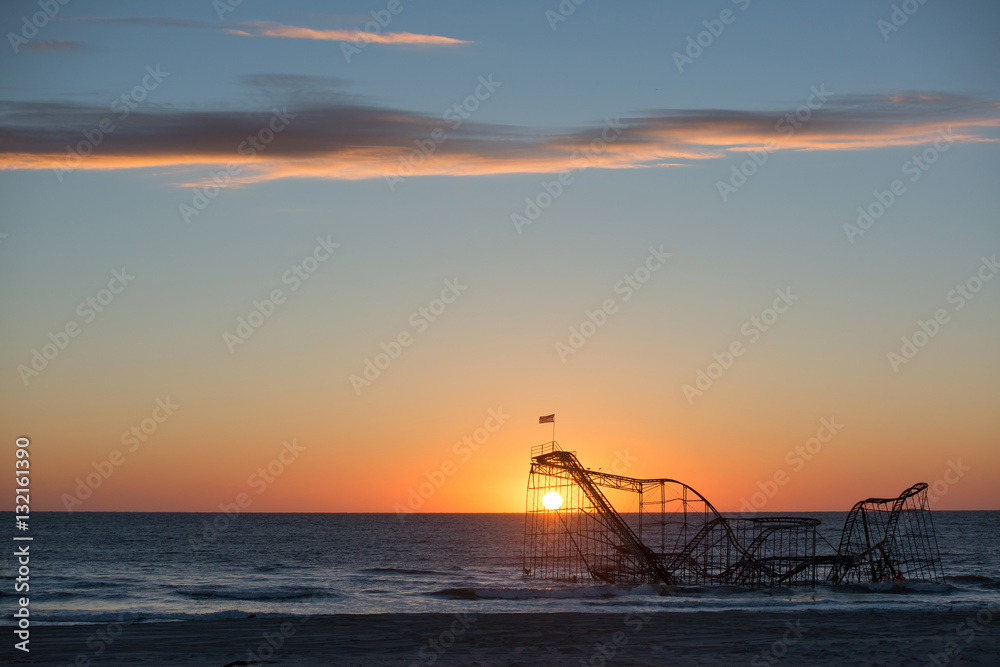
[828,482,938,584]
[533,449,677,584]
[662,516,741,580]
[532,449,814,586]
[664,516,819,586]
[524,443,942,587]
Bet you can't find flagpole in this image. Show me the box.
[539,414,556,446]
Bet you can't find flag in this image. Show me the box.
[539,414,555,424]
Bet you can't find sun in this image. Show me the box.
[542,491,563,510]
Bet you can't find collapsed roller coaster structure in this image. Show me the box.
[522,442,943,588]
[827,482,944,584]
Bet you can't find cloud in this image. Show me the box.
[59,16,471,47]
[0,93,996,186]
[224,21,471,46]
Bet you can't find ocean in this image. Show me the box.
[15,511,1000,624]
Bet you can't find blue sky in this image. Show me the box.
[1,0,998,511]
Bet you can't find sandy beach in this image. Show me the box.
[14,609,998,666]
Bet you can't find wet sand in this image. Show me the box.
[13,609,999,666]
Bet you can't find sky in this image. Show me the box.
[1,0,998,514]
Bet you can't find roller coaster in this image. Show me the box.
[522,442,943,587]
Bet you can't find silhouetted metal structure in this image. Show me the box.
[827,482,944,584]
[522,443,943,588]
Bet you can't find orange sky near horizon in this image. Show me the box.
[5,245,998,513]
[11,360,998,513]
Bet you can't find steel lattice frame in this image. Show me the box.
[827,482,944,584]
[522,443,820,587]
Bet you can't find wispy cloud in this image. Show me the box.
[59,16,471,47]
[1,94,996,186]
[224,21,470,46]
